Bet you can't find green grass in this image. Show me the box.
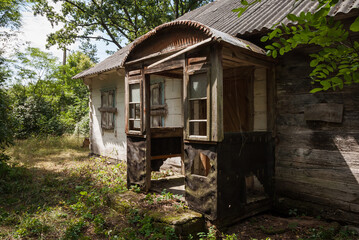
[1,136,358,240]
[0,136,182,239]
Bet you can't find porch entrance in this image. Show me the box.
[148,73,185,196]
[124,20,275,224]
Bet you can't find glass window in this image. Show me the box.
[129,83,141,131]
[188,73,208,137]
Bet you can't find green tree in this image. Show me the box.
[234,0,359,92]
[30,0,213,49]
[9,48,94,137]
[0,0,24,29]
[54,51,94,134]
[0,57,13,162]
[0,0,25,162]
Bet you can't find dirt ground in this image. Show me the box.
[223,213,358,240]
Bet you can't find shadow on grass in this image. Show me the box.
[0,163,94,215]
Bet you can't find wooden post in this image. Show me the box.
[210,43,223,142]
[144,73,151,191]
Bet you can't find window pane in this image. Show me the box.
[189,122,207,136]
[129,120,140,130]
[135,103,140,119]
[102,92,108,107]
[108,92,114,107]
[130,84,140,103]
[101,112,107,127]
[129,103,140,120]
[189,73,207,99]
[108,113,114,128]
[190,99,207,120]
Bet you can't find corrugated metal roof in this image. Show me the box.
[178,0,359,36]
[73,43,133,79]
[75,0,359,79]
[74,20,266,79]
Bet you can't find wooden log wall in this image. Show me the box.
[275,51,359,224]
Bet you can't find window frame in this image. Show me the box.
[126,73,144,135]
[185,67,211,141]
[98,88,117,130]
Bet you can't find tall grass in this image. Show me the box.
[6,135,88,164]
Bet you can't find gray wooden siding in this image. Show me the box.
[275,52,359,224]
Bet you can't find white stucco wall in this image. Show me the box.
[253,68,267,131]
[89,71,126,160]
[164,77,183,127]
[150,75,183,127]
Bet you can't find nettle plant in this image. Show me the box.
[234,0,359,92]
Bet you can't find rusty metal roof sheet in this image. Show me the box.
[74,0,359,79]
[178,0,359,36]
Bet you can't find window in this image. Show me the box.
[188,72,208,136]
[99,89,116,130]
[150,82,166,127]
[129,83,141,131]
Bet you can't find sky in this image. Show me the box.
[18,8,118,63]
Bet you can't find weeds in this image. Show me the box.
[0,136,187,239]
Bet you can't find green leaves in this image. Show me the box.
[350,16,359,32]
[233,0,261,17]
[252,0,359,92]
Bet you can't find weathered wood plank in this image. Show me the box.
[276,147,359,167]
[210,44,223,142]
[276,131,359,151]
[275,176,359,205]
[304,103,343,123]
[144,74,151,191]
[144,59,183,75]
[276,166,359,186]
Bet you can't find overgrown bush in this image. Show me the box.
[12,96,65,138]
[0,57,13,164]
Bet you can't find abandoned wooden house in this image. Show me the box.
[74,0,359,225]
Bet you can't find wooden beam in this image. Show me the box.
[144,59,183,75]
[147,38,213,69]
[151,154,182,160]
[144,74,151,191]
[210,43,223,142]
[222,43,274,68]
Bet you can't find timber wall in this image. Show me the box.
[90,72,126,160]
[275,52,359,224]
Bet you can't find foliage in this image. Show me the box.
[0,0,25,29]
[234,0,359,92]
[29,0,213,49]
[7,48,93,138]
[197,226,217,240]
[0,57,13,163]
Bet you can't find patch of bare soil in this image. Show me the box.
[224,213,354,240]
